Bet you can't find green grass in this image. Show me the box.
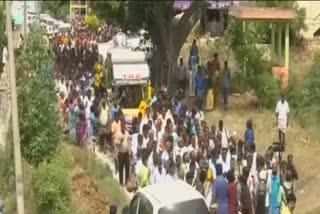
[67,145,129,212]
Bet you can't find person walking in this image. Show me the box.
[221,61,231,110]
[205,68,214,111]
[211,164,228,214]
[275,94,290,145]
[269,163,281,214]
[117,122,131,186]
[177,57,187,97]
[188,39,199,96]
[212,53,220,107]
[195,66,206,110]
[1,44,8,77]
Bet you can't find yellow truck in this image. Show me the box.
[107,34,151,120]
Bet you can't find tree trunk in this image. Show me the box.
[148,1,207,93]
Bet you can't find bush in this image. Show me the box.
[84,14,99,30]
[255,72,281,109]
[17,26,61,166]
[0,129,15,196]
[33,151,71,214]
[0,7,6,74]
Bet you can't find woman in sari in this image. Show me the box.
[77,103,88,148]
[68,97,77,142]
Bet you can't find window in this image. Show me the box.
[138,194,153,214]
[129,196,140,214]
[158,199,209,214]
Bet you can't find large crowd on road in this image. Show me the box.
[54,17,298,214]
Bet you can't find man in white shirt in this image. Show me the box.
[2,45,8,77]
[216,147,231,175]
[275,94,290,145]
[150,155,166,184]
[217,120,230,149]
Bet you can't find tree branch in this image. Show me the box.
[172,1,209,55]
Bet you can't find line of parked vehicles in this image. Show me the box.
[27,13,71,38]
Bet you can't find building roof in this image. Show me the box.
[229,6,296,20]
[138,180,204,206]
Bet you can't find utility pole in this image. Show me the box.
[5,1,25,214]
[23,1,27,37]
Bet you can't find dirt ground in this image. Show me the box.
[196,94,319,214]
[71,167,111,214]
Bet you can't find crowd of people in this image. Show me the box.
[53,16,298,213]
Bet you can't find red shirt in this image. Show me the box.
[227,183,237,214]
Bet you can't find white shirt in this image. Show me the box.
[276,100,290,120]
[165,173,177,183]
[135,159,143,176]
[142,136,149,148]
[2,46,8,64]
[131,133,139,159]
[84,96,94,119]
[59,82,68,97]
[217,155,231,175]
[151,166,166,184]
[218,128,230,149]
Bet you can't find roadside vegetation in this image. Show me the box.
[0,25,127,214]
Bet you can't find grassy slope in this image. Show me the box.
[66,145,129,212]
[180,37,320,213]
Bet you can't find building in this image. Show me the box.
[70,0,88,18]
[297,1,320,39]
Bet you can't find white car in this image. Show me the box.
[125,180,209,214]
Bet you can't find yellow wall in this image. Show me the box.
[297,1,320,39]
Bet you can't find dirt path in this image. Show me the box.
[71,167,111,214]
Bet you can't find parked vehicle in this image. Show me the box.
[124,181,210,214]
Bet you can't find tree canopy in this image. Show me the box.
[40,1,69,20]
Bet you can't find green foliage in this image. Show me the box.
[0,128,15,196]
[255,72,281,109]
[17,26,61,166]
[228,19,281,108]
[0,7,6,73]
[40,1,69,20]
[90,1,126,26]
[84,14,99,30]
[33,151,71,214]
[285,52,320,126]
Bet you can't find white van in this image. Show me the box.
[126,181,210,214]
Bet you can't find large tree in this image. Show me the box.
[92,1,209,88]
[40,0,69,20]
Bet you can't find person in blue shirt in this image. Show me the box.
[244,119,254,145]
[110,100,120,121]
[195,66,206,110]
[270,163,281,214]
[220,61,231,110]
[188,39,199,96]
[212,163,228,214]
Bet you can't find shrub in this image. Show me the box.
[0,129,15,196]
[0,7,6,74]
[84,14,99,30]
[17,26,61,166]
[33,151,71,214]
[255,72,281,109]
